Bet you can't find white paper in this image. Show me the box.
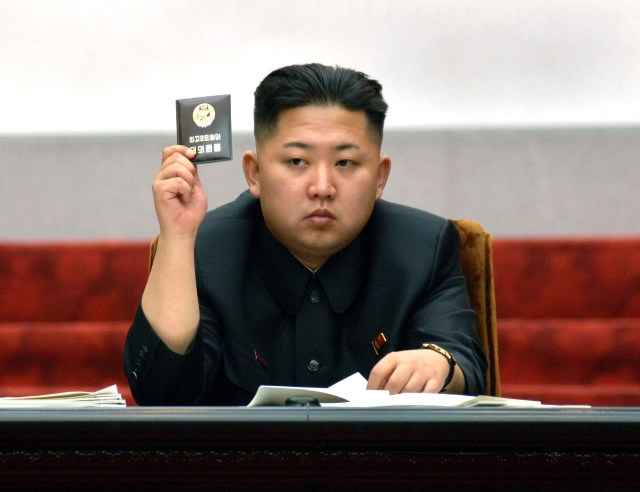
[0,385,126,408]
[248,373,545,408]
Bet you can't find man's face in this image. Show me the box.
[243,105,391,270]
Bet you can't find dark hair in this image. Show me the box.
[253,63,388,144]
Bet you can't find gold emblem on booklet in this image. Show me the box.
[193,103,215,128]
[176,94,232,163]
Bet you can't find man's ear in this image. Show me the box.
[376,156,392,199]
[242,150,261,197]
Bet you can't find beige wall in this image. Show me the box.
[2,127,638,240]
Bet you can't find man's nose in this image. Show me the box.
[308,164,336,199]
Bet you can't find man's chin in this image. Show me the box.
[300,237,351,260]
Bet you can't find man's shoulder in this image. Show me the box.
[195,191,261,258]
[365,199,460,280]
[199,191,261,230]
[367,199,458,261]
[371,199,449,231]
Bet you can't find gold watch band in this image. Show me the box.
[421,343,457,392]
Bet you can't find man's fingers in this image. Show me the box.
[422,377,443,394]
[161,145,196,164]
[381,364,412,394]
[155,162,196,190]
[367,352,398,390]
[159,148,197,181]
[367,349,449,394]
[159,176,195,201]
[401,372,430,393]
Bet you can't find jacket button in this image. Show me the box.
[307,359,320,372]
[309,290,320,304]
[138,346,149,363]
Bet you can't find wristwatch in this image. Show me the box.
[421,343,457,392]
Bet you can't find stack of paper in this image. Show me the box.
[248,373,543,408]
[0,385,126,408]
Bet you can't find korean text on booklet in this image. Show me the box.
[176,94,232,163]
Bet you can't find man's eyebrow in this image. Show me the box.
[282,141,361,151]
[335,143,360,151]
[283,141,312,149]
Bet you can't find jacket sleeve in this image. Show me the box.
[124,304,209,405]
[402,220,488,395]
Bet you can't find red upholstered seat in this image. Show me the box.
[493,238,640,406]
[0,242,148,405]
[0,322,132,403]
[0,237,639,406]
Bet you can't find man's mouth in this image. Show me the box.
[306,208,336,225]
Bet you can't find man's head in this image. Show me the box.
[253,63,388,146]
[243,64,391,270]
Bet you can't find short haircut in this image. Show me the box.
[253,63,388,144]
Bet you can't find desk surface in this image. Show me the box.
[1,406,640,489]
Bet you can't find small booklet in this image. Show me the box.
[247,373,542,408]
[176,94,232,164]
[0,385,126,408]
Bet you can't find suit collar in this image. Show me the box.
[257,223,366,315]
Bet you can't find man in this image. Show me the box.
[125,63,487,405]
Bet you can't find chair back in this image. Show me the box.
[453,219,500,396]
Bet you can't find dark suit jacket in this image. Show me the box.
[125,192,487,405]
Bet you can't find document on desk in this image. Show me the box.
[0,385,126,408]
[248,373,542,408]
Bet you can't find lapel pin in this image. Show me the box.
[371,332,387,355]
[254,349,269,368]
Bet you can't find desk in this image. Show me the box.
[1,407,639,489]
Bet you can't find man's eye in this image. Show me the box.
[336,159,353,167]
[290,158,305,166]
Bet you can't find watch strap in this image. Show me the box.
[421,343,457,392]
